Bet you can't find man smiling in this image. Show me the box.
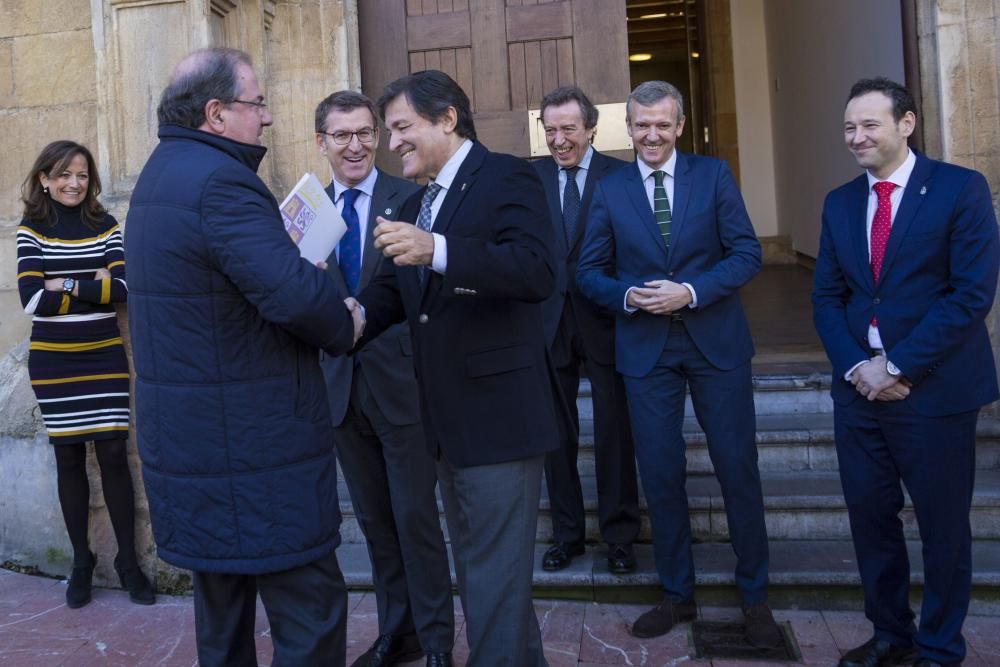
[577,80,780,647]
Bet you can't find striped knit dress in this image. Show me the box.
[16,201,130,446]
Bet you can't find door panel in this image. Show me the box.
[359,0,630,167]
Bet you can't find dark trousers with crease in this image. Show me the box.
[334,364,454,653]
[835,397,977,665]
[192,550,347,667]
[544,301,640,546]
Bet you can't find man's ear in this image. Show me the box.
[201,99,227,135]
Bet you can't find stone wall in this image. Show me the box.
[0,0,358,588]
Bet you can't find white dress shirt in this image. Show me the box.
[427,139,475,274]
[624,150,697,311]
[330,167,378,269]
[844,148,916,379]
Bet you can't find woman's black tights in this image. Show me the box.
[53,439,138,570]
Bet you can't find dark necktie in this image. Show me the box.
[562,166,581,244]
[337,188,361,295]
[869,180,895,327]
[416,182,442,287]
[653,170,672,248]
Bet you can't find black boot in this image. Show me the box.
[66,551,95,609]
[114,556,155,606]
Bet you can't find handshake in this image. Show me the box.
[344,297,365,345]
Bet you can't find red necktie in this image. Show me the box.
[870,181,895,327]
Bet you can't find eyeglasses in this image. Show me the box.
[319,128,377,145]
[230,98,268,113]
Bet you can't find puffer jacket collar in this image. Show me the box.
[158,123,268,173]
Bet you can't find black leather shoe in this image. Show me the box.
[351,633,424,667]
[115,558,155,606]
[607,543,636,574]
[65,551,95,609]
[742,602,782,649]
[837,637,918,667]
[630,597,697,638]
[425,654,452,667]
[542,542,584,571]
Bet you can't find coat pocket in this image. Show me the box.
[466,343,533,378]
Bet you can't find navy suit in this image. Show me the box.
[577,152,769,604]
[533,150,639,549]
[319,171,453,654]
[813,152,999,664]
[358,141,558,666]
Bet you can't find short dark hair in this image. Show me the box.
[21,140,106,228]
[540,86,598,129]
[847,77,916,122]
[314,90,378,133]
[377,70,476,141]
[157,48,252,128]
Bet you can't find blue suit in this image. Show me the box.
[577,152,769,604]
[813,152,999,664]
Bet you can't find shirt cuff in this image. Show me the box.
[623,286,639,313]
[682,282,697,308]
[431,233,447,274]
[844,359,869,381]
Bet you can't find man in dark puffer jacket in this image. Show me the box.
[125,48,359,666]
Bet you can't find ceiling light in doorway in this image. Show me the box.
[629,53,653,62]
[639,12,667,19]
[691,51,700,59]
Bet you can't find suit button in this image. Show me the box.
[873,297,881,305]
[668,271,675,277]
[418,314,429,324]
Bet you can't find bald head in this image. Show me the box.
[157,48,253,129]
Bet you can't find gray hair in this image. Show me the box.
[626,81,685,122]
[157,48,253,129]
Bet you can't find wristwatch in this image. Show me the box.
[886,359,902,377]
[62,277,75,294]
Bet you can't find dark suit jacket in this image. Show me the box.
[812,152,999,416]
[358,142,560,467]
[533,150,626,365]
[576,152,761,378]
[320,171,421,426]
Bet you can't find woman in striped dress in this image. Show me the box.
[17,140,154,609]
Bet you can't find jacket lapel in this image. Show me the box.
[848,176,873,291]
[323,183,350,297]
[623,162,669,261]
[877,154,932,284]
[360,173,393,288]
[665,151,691,266]
[430,142,484,237]
[569,152,604,253]
[541,159,568,256]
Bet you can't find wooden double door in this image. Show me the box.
[359,0,632,165]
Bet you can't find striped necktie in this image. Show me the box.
[653,170,672,248]
[416,182,442,287]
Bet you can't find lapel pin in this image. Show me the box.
[920,186,927,195]
[385,208,392,215]
[460,182,467,192]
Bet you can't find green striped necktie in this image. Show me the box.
[653,170,672,248]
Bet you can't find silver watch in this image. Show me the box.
[62,277,75,294]
[886,359,902,377]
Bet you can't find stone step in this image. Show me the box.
[336,469,1000,544]
[333,539,1000,614]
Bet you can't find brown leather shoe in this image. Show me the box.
[837,636,917,667]
[742,602,782,649]
[630,597,697,638]
[542,542,585,571]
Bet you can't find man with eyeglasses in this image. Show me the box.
[126,49,360,665]
[314,91,454,667]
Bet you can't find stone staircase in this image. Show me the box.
[333,370,1000,612]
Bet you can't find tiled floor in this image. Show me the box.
[3,567,1000,665]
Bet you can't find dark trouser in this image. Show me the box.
[437,454,548,667]
[623,321,769,603]
[545,306,640,546]
[334,366,453,653]
[835,398,977,664]
[193,550,347,667]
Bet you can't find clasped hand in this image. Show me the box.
[850,356,911,402]
[626,279,692,315]
[44,267,110,293]
[372,217,434,266]
[344,297,365,345]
